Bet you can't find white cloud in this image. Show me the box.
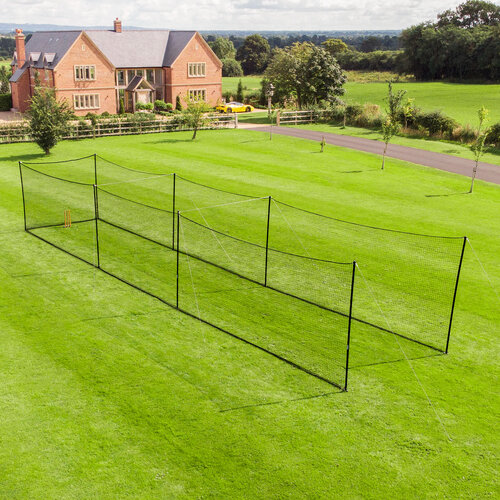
[7,0,463,30]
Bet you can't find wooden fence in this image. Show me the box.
[277,110,316,126]
[0,114,236,144]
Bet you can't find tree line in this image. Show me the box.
[208,1,500,81]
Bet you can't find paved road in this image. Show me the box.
[241,124,499,185]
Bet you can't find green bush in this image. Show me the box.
[154,99,168,111]
[0,93,12,111]
[413,110,457,136]
[100,111,111,118]
[175,95,182,111]
[221,58,243,77]
[136,102,154,111]
[485,122,500,147]
[244,91,260,106]
[345,103,363,120]
[119,98,125,115]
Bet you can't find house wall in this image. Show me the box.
[10,70,31,113]
[165,32,222,107]
[54,33,116,115]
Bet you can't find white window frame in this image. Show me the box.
[188,62,206,78]
[73,93,100,110]
[74,65,96,81]
[188,89,206,102]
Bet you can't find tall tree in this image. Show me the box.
[28,81,72,154]
[236,34,271,75]
[209,37,236,60]
[437,0,500,28]
[321,38,348,56]
[265,43,346,109]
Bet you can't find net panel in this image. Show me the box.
[178,218,353,389]
[270,200,464,351]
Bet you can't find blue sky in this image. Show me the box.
[10,0,463,30]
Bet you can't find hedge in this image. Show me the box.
[0,93,12,111]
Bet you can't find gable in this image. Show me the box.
[169,32,222,69]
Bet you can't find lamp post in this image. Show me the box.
[266,83,275,117]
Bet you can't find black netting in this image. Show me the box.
[178,215,354,389]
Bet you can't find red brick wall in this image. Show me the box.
[54,33,116,115]
[11,69,31,113]
[166,32,222,107]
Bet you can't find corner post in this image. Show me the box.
[446,237,467,353]
[172,173,176,249]
[18,161,27,231]
[93,184,100,269]
[344,261,356,392]
[176,210,180,309]
[264,196,272,286]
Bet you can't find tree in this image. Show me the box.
[265,43,346,109]
[236,79,244,102]
[209,37,236,59]
[360,36,382,52]
[321,38,348,56]
[28,82,72,154]
[402,97,415,129]
[175,95,182,111]
[385,81,406,122]
[437,0,500,28]
[381,116,400,170]
[0,66,10,93]
[181,95,212,140]
[469,106,490,193]
[236,34,271,75]
[221,58,243,77]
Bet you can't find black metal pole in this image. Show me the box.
[264,196,271,286]
[172,173,176,249]
[176,210,180,308]
[94,153,98,185]
[344,261,356,392]
[18,161,27,231]
[446,236,467,354]
[93,184,100,269]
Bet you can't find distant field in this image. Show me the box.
[223,75,500,126]
[0,59,11,69]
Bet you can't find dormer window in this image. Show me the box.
[29,52,41,63]
[75,65,96,81]
[44,53,56,65]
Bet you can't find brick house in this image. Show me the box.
[9,19,222,115]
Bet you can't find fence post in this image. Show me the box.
[176,211,180,309]
[344,261,356,391]
[93,184,101,269]
[446,236,467,353]
[234,114,238,129]
[18,162,27,231]
[172,173,176,249]
[277,110,280,126]
[264,196,272,286]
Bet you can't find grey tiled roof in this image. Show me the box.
[9,64,28,82]
[86,30,196,68]
[19,31,81,69]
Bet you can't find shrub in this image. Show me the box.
[413,110,457,136]
[451,124,477,144]
[222,91,233,102]
[136,102,154,111]
[221,58,243,77]
[154,99,168,111]
[100,111,111,118]
[345,103,363,120]
[244,90,260,106]
[119,98,125,114]
[0,93,12,111]
[485,122,500,147]
[175,95,182,111]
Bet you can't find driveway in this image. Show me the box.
[240,123,499,185]
[0,111,24,122]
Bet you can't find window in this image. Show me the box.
[146,69,154,83]
[189,89,206,101]
[188,62,206,77]
[74,65,96,81]
[136,69,144,77]
[117,70,125,85]
[127,69,135,83]
[73,94,100,110]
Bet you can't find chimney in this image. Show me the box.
[113,18,122,33]
[15,28,26,67]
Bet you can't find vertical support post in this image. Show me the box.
[176,210,180,309]
[18,161,27,231]
[264,196,272,286]
[172,173,176,249]
[93,153,98,185]
[446,236,467,354]
[344,261,356,392]
[93,184,100,269]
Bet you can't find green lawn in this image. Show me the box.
[223,75,262,95]
[0,130,499,498]
[223,76,500,126]
[0,59,11,69]
[345,81,500,126]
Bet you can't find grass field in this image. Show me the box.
[223,76,500,126]
[0,130,499,497]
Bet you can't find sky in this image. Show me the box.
[7,0,468,30]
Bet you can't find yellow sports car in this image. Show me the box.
[216,102,254,113]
